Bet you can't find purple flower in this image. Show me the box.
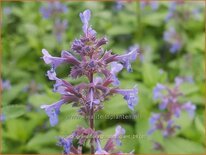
[79,9,96,37]
[182,102,196,118]
[153,83,166,100]
[46,69,58,80]
[42,49,80,70]
[57,137,73,154]
[42,49,66,69]
[116,87,138,110]
[113,125,125,146]
[40,99,66,127]
[46,69,68,94]
[95,140,109,154]
[116,47,139,72]
[110,62,123,86]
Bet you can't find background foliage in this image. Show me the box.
[1,1,205,154]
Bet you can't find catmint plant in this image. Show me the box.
[40,1,68,42]
[41,9,139,154]
[148,77,196,150]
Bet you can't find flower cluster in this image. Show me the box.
[148,77,196,137]
[163,27,182,54]
[41,9,139,154]
[40,1,68,42]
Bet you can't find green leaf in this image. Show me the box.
[195,116,205,136]
[2,105,26,120]
[174,111,193,132]
[2,83,25,105]
[142,63,159,86]
[4,119,33,143]
[103,95,130,115]
[107,25,133,36]
[27,130,58,149]
[164,137,205,154]
[180,83,199,95]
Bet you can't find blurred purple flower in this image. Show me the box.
[140,1,159,11]
[54,19,68,43]
[153,83,166,100]
[40,1,68,19]
[163,27,182,53]
[57,137,73,154]
[1,80,11,91]
[3,7,12,15]
[149,79,196,137]
[0,114,6,122]
[182,102,196,118]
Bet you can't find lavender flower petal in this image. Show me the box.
[116,48,139,72]
[40,99,65,126]
[116,87,138,110]
[95,140,109,154]
[42,49,66,69]
[57,137,72,154]
[113,125,125,146]
[110,62,123,86]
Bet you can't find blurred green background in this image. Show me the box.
[1,1,205,154]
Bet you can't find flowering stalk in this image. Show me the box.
[148,77,196,151]
[41,9,139,154]
[40,1,68,42]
